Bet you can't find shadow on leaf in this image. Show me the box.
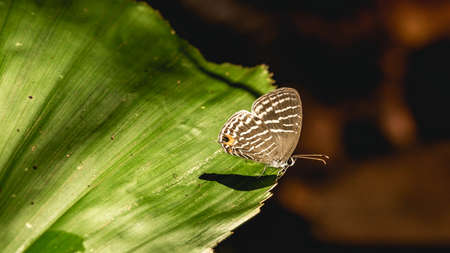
[25,230,85,253]
[199,173,277,191]
[179,43,263,98]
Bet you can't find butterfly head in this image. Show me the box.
[269,158,293,169]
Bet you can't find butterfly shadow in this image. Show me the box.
[199,173,277,191]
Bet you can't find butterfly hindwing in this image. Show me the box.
[218,110,281,165]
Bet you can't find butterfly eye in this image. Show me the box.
[222,134,235,145]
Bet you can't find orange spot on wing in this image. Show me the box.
[223,134,235,146]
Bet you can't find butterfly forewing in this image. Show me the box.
[251,88,302,162]
[218,110,281,165]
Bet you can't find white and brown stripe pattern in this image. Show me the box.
[218,87,302,169]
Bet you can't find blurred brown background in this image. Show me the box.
[148,0,450,252]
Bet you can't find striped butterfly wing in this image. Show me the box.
[218,110,281,165]
[251,88,302,162]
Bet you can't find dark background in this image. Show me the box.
[147,0,450,252]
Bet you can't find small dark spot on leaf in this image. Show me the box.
[28,96,33,99]
[110,136,115,140]
[16,129,20,132]
[172,173,177,179]
[87,185,90,187]
[30,201,34,205]
[32,165,37,170]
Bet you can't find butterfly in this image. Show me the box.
[218,87,328,175]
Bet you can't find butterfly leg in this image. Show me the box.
[276,167,288,179]
[258,165,268,178]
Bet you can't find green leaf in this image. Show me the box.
[0,0,276,252]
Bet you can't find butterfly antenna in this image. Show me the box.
[291,154,330,165]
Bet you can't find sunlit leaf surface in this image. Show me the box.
[0,0,276,252]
